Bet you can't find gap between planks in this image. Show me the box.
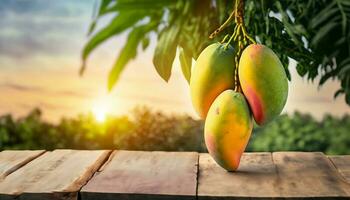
[328,155,350,184]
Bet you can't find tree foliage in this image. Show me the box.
[247,112,350,154]
[1,108,350,154]
[81,0,350,105]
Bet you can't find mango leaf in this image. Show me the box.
[110,0,174,11]
[311,22,338,48]
[108,23,156,91]
[141,36,150,50]
[152,26,180,82]
[336,1,348,35]
[296,63,307,76]
[88,0,114,35]
[81,11,147,74]
[334,89,344,98]
[179,48,192,84]
[310,2,337,29]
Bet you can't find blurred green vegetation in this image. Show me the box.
[0,107,349,154]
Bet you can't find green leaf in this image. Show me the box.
[87,21,97,36]
[108,23,156,91]
[334,89,344,98]
[98,0,114,14]
[88,0,114,35]
[152,26,180,82]
[296,63,307,76]
[81,11,147,74]
[311,22,338,47]
[339,64,350,75]
[141,36,150,50]
[319,69,338,85]
[106,0,174,13]
[179,48,192,84]
[336,1,348,35]
[275,1,303,47]
[217,0,228,23]
[310,2,337,29]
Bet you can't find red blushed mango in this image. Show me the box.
[190,43,236,119]
[204,90,253,171]
[239,44,288,125]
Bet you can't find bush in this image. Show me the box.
[247,112,350,155]
[0,107,205,152]
[0,107,349,154]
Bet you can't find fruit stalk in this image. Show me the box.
[209,11,235,39]
[231,0,248,93]
[209,0,256,92]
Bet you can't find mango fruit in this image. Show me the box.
[190,43,236,119]
[238,44,288,125]
[204,90,253,171]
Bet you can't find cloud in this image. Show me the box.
[0,0,93,17]
[116,92,186,105]
[0,81,92,98]
[0,0,94,59]
[18,101,73,110]
[58,90,93,98]
[0,82,44,92]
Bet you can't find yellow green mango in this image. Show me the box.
[190,43,236,119]
[238,44,288,125]
[204,90,253,171]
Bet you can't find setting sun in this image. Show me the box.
[91,96,112,122]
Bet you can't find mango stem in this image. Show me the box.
[209,10,235,39]
[210,0,256,93]
[221,34,230,43]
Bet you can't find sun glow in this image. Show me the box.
[91,96,112,123]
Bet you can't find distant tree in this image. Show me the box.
[1,108,349,154]
[81,0,350,105]
[247,112,350,155]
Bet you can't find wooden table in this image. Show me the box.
[0,150,349,200]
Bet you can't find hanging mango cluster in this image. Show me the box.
[189,0,289,171]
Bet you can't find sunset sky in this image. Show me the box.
[0,0,349,122]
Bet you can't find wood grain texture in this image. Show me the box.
[198,153,279,200]
[0,150,111,200]
[273,152,350,198]
[330,155,350,183]
[0,150,45,180]
[81,150,198,200]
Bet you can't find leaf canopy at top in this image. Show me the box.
[82,0,350,105]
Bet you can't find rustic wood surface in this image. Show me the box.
[330,155,350,183]
[273,152,350,198]
[0,150,111,200]
[0,150,349,200]
[0,150,45,180]
[81,150,198,200]
[198,153,280,200]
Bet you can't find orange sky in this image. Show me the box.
[0,0,349,122]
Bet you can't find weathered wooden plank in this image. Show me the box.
[329,155,350,183]
[0,149,111,200]
[0,150,45,180]
[198,152,279,200]
[81,150,198,200]
[273,152,350,198]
